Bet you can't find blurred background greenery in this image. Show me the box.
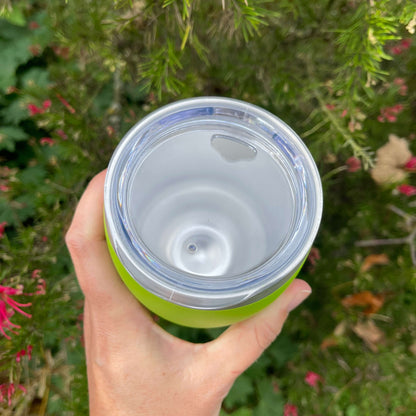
[0,0,415,415]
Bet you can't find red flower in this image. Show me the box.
[391,46,402,55]
[397,184,416,196]
[0,285,32,339]
[35,279,46,295]
[341,109,348,118]
[0,221,7,239]
[27,103,43,116]
[56,93,75,113]
[0,383,27,406]
[31,269,41,279]
[27,345,33,360]
[393,78,408,96]
[305,371,324,389]
[400,38,412,50]
[40,137,55,146]
[28,21,39,30]
[390,38,412,55]
[42,99,52,110]
[377,105,404,123]
[15,349,26,362]
[0,184,10,192]
[284,403,298,416]
[56,129,68,140]
[325,104,336,111]
[404,157,416,172]
[346,156,361,172]
[16,345,33,362]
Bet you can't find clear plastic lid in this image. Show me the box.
[104,97,323,310]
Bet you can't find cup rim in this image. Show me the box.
[104,97,323,309]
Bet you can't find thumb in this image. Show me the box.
[206,279,311,382]
[65,170,153,325]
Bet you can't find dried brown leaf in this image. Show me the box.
[320,336,339,350]
[352,320,385,352]
[360,253,390,272]
[341,290,385,315]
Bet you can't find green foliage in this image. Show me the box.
[0,0,415,414]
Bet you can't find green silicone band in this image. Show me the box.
[105,220,305,328]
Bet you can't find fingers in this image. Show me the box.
[66,170,153,325]
[206,279,311,382]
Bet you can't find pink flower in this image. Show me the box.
[16,349,26,362]
[56,129,68,140]
[56,93,75,113]
[42,99,51,110]
[27,103,43,116]
[0,383,27,406]
[284,403,298,416]
[404,157,416,172]
[341,109,348,118]
[16,345,33,362]
[377,105,404,123]
[393,78,408,96]
[305,371,324,389]
[0,285,32,339]
[390,38,412,55]
[31,269,41,279]
[400,38,412,50]
[0,184,10,192]
[27,345,33,360]
[35,279,46,295]
[40,137,55,146]
[42,235,48,242]
[397,184,416,196]
[0,221,7,239]
[325,104,336,111]
[346,156,361,172]
[391,46,402,55]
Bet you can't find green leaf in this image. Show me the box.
[0,126,28,151]
[0,36,33,91]
[14,193,36,222]
[253,379,284,416]
[17,165,47,187]
[0,7,26,26]
[21,67,51,89]
[266,335,298,369]
[227,407,253,416]
[0,98,29,125]
[0,196,16,225]
[224,374,255,408]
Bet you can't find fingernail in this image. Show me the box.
[287,289,312,312]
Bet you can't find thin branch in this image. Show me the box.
[355,237,409,247]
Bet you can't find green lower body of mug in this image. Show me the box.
[105,224,304,328]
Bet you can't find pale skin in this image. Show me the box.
[65,170,312,416]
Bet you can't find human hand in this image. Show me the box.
[66,170,312,416]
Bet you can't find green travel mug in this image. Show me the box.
[104,97,323,328]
